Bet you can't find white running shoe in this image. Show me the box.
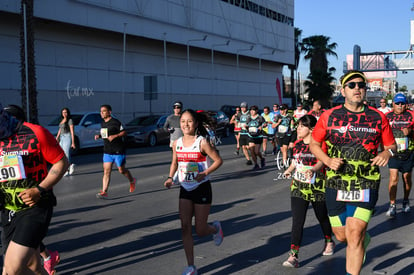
[402,200,410,213]
[386,204,396,218]
[68,164,75,175]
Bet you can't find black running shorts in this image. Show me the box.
[1,206,53,254]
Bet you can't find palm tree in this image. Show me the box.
[301,35,337,106]
[20,0,38,123]
[288,28,302,106]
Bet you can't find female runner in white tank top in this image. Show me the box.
[164,109,223,275]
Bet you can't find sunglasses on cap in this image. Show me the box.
[344,81,366,89]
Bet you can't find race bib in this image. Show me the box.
[396,137,409,152]
[100,128,108,139]
[178,162,200,184]
[278,125,288,133]
[249,127,258,134]
[293,164,315,184]
[336,189,370,202]
[0,155,26,182]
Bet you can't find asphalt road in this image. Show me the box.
[38,137,414,274]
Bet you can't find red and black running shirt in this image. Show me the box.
[386,110,414,159]
[312,105,395,191]
[0,122,64,211]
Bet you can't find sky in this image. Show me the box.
[293,0,414,90]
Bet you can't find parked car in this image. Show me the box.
[125,115,169,147]
[220,105,238,120]
[46,112,103,153]
[198,110,231,137]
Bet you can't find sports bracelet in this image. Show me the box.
[167,176,173,179]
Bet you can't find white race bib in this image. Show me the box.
[178,162,200,184]
[293,164,316,184]
[336,189,370,202]
[100,128,108,139]
[278,125,288,133]
[396,137,409,152]
[0,155,26,182]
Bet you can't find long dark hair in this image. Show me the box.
[181,109,216,137]
[60,107,72,132]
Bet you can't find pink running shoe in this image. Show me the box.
[43,250,60,275]
[130,178,136,193]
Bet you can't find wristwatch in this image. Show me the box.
[388,148,395,157]
[36,185,47,197]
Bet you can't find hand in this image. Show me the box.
[71,143,76,149]
[326,158,344,171]
[283,170,292,178]
[402,127,410,136]
[94,135,100,140]
[164,178,173,189]
[371,150,391,166]
[195,172,207,182]
[18,188,41,207]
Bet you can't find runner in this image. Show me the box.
[282,115,334,268]
[377,98,391,114]
[237,102,252,165]
[261,106,275,156]
[310,70,396,275]
[293,103,307,121]
[385,93,414,218]
[164,101,184,148]
[273,104,294,169]
[246,105,266,170]
[3,105,61,275]
[94,104,136,199]
[230,107,242,155]
[308,100,325,120]
[164,109,223,275]
[0,103,68,274]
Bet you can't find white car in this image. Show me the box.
[46,112,103,152]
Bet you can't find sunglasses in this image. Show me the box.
[380,102,386,103]
[394,102,405,105]
[344,81,366,89]
[173,106,181,109]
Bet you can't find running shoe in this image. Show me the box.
[129,177,136,193]
[402,200,410,213]
[260,158,266,168]
[282,251,299,268]
[182,265,198,275]
[212,220,223,246]
[385,204,396,218]
[322,241,335,256]
[234,148,240,155]
[246,160,253,165]
[363,232,371,264]
[262,152,266,157]
[68,164,75,175]
[63,171,69,177]
[252,164,260,171]
[96,190,108,199]
[43,250,60,275]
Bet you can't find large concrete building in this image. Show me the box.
[0,0,294,124]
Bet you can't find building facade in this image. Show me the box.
[0,0,294,124]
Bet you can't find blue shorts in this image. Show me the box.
[103,154,126,167]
